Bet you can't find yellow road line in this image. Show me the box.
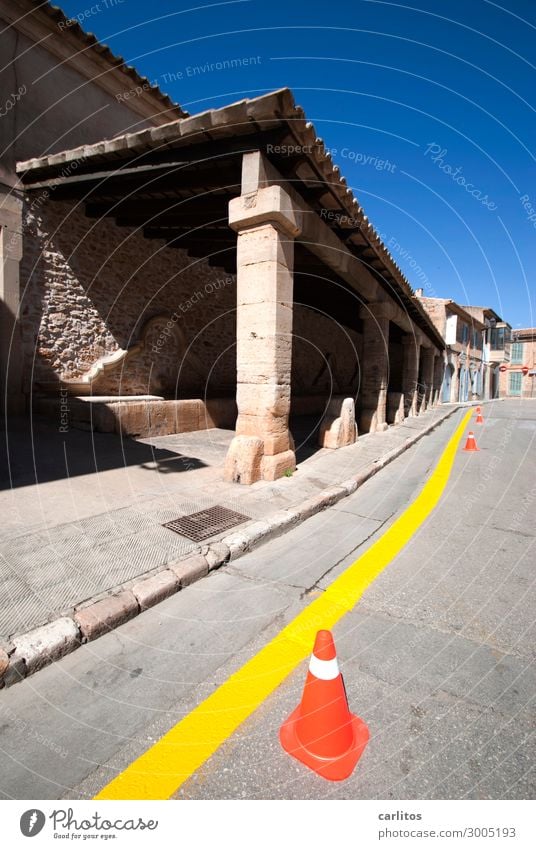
[95,409,472,800]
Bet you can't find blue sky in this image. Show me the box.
[60,0,536,327]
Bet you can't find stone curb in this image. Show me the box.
[0,403,469,688]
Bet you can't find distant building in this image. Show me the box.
[414,294,485,403]
[503,328,536,398]
[462,306,511,400]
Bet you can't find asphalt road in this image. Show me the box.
[0,400,534,800]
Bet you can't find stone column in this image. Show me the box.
[450,354,460,402]
[224,185,302,484]
[402,332,421,416]
[420,346,435,411]
[433,353,444,405]
[0,192,24,417]
[483,363,492,401]
[359,303,391,433]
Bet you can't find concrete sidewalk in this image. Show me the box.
[0,402,471,682]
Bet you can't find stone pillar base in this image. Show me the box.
[224,436,263,485]
[360,408,388,434]
[224,436,296,484]
[318,397,357,449]
[387,392,405,425]
[261,449,296,481]
[403,391,418,417]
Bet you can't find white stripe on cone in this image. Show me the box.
[309,654,340,681]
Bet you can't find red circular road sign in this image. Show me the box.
[522,366,529,375]
[499,365,507,372]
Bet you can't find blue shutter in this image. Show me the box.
[508,372,522,395]
[511,342,523,364]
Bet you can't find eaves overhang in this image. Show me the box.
[17,87,444,348]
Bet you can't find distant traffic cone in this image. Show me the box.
[279,630,369,781]
[463,431,480,452]
[475,406,484,424]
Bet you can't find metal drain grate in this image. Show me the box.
[162,505,250,542]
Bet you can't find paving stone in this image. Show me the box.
[294,486,346,520]
[131,570,180,610]
[203,543,230,571]
[0,648,9,680]
[221,531,250,560]
[237,520,272,549]
[74,591,139,642]
[2,654,26,687]
[264,509,300,534]
[11,618,80,674]
[169,555,209,587]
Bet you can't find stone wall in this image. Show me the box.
[0,23,178,185]
[20,198,237,398]
[20,198,364,408]
[291,306,362,402]
[415,298,446,335]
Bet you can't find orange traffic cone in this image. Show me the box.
[475,407,484,424]
[463,431,480,452]
[279,630,369,781]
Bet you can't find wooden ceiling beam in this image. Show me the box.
[72,166,241,202]
[86,195,229,217]
[86,198,230,231]
[113,213,229,229]
[143,227,234,243]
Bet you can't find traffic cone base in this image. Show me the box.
[280,705,370,781]
[279,630,369,781]
[463,431,480,452]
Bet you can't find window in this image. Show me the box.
[489,327,503,349]
[489,326,511,350]
[445,312,457,345]
[508,371,522,396]
[511,342,524,364]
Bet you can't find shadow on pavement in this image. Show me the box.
[0,415,207,489]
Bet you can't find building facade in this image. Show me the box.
[3,1,450,486]
[500,328,536,399]
[414,295,485,403]
[0,0,184,413]
[462,306,511,400]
